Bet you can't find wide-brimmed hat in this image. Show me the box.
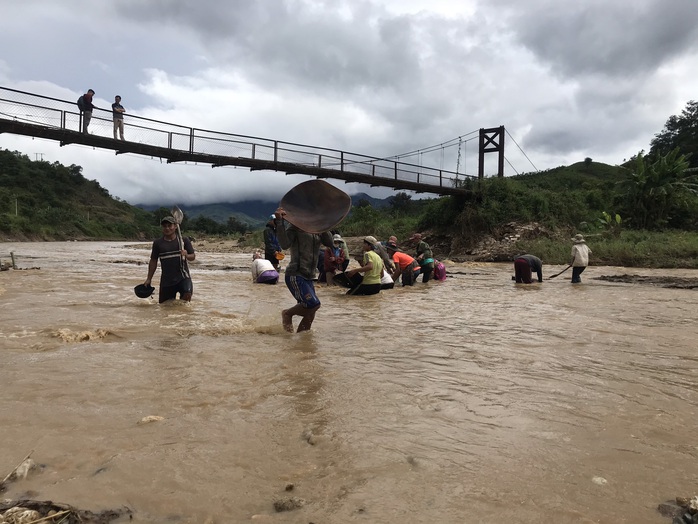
[408,233,422,242]
[385,241,399,251]
[364,235,378,245]
[161,216,176,225]
[571,234,586,243]
[332,234,344,242]
[134,283,155,298]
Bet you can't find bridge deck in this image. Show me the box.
[0,118,471,196]
[0,86,475,196]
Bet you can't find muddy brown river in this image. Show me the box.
[1,242,696,523]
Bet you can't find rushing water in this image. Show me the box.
[1,241,696,523]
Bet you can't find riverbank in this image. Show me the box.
[3,226,698,269]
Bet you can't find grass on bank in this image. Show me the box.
[240,223,698,269]
[515,230,698,269]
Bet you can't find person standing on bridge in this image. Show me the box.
[77,89,95,134]
[112,95,125,140]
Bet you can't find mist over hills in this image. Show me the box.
[136,192,391,227]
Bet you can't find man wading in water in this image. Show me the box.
[274,207,333,333]
[144,216,196,303]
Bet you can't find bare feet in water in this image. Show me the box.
[281,309,293,332]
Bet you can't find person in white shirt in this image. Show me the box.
[570,234,592,284]
[380,268,394,289]
[251,250,279,284]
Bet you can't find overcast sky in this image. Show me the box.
[1,0,697,205]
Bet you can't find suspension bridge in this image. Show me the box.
[0,86,536,196]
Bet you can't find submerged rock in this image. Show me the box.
[273,497,306,512]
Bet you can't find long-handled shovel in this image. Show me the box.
[548,265,571,279]
[171,205,190,278]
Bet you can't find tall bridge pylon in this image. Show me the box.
[478,126,505,179]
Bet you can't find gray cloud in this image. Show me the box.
[1,0,697,203]
[493,0,698,79]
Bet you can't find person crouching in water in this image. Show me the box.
[513,254,543,283]
[251,250,279,284]
[345,237,385,295]
[323,234,346,286]
[409,233,435,282]
[385,241,420,286]
[275,208,334,333]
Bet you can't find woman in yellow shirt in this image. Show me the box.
[345,237,384,296]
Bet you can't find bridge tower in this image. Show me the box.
[478,125,505,179]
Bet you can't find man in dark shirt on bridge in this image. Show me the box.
[77,89,95,133]
[513,254,543,283]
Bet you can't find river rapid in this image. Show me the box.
[0,241,696,523]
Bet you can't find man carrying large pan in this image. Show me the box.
[274,180,351,333]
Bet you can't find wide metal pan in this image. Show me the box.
[279,179,352,233]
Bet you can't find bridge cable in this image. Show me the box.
[505,129,539,172]
[455,136,462,175]
[504,156,520,175]
[384,130,479,160]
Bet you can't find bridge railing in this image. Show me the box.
[0,86,475,190]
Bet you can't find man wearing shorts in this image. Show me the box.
[274,208,333,332]
[144,216,196,303]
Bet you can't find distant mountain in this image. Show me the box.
[137,192,391,225]
[350,192,391,209]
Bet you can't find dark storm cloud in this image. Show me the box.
[1,0,697,204]
[0,0,206,107]
[115,0,423,94]
[112,0,491,156]
[493,0,698,79]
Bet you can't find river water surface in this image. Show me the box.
[0,242,696,523]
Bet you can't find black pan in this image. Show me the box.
[333,271,363,289]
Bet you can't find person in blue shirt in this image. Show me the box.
[264,215,283,270]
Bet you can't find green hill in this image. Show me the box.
[512,161,627,192]
[2,147,696,251]
[0,149,159,240]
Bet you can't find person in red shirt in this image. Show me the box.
[385,242,420,286]
[77,89,96,133]
[323,234,346,286]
